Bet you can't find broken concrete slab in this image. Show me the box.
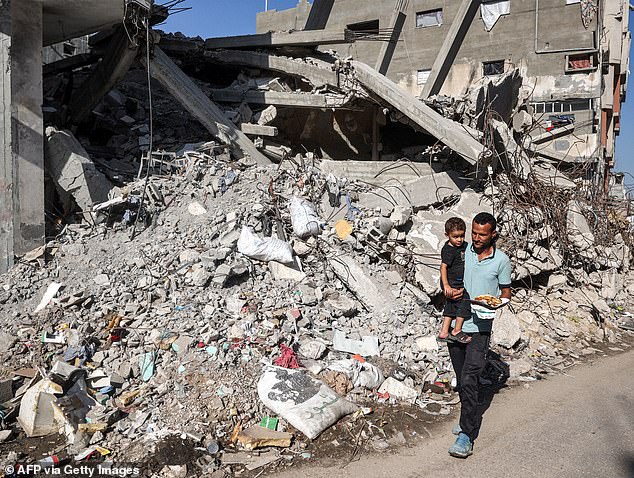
[329,255,394,314]
[207,50,339,89]
[240,123,278,137]
[211,89,350,108]
[144,47,269,165]
[319,159,435,186]
[492,308,522,349]
[359,172,462,212]
[204,29,352,50]
[45,128,113,217]
[351,60,484,164]
[332,330,380,357]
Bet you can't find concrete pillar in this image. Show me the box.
[0,0,14,273]
[2,0,45,271]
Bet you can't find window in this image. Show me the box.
[63,42,76,56]
[346,19,380,34]
[416,9,443,28]
[483,60,504,76]
[565,53,596,72]
[417,69,431,85]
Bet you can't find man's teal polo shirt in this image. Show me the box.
[461,243,512,333]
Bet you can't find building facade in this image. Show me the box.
[257,0,630,179]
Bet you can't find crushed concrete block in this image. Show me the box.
[332,330,379,357]
[547,274,567,289]
[270,258,306,282]
[45,128,113,217]
[415,336,439,353]
[0,331,16,353]
[492,308,522,348]
[329,255,394,314]
[509,358,532,377]
[325,293,358,317]
[390,206,412,227]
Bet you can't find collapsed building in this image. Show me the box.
[0,0,633,475]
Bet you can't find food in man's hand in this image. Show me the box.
[474,294,502,307]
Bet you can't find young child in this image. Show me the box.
[438,217,471,344]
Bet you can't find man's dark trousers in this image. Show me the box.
[448,332,490,442]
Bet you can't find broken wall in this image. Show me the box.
[257,0,598,99]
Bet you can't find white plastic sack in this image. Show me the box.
[327,359,384,390]
[237,227,294,264]
[258,366,358,439]
[289,196,321,239]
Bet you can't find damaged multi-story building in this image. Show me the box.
[259,0,630,186]
[0,0,631,274]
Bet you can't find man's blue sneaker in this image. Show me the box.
[448,432,473,458]
[452,423,462,435]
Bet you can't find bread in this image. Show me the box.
[474,294,502,307]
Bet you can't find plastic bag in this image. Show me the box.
[289,196,321,239]
[258,366,358,439]
[237,227,294,264]
[327,359,384,389]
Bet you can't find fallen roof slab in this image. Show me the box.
[209,89,350,108]
[205,50,339,88]
[319,159,435,185]
[204,29,352,50]
[351,61,484,164]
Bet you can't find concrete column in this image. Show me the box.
[0,0,14,273]
[10,0,45,258]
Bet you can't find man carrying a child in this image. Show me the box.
[443,212,512,458]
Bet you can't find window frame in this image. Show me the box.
[415,9,444,28]
[482,60,505,76]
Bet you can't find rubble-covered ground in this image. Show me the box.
[1,146,634,477]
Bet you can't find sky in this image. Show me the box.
[161,1,634,190]
[159,0,302,38]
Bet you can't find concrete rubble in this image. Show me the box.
[0,8,633,478]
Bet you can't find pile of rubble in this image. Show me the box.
[2,22,634,478]
[1,138,634,474]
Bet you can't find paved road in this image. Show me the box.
[272,348,634,478]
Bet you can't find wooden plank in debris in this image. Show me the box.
[68,26,138,124]
[210,89,349,108]
[204,28,350,50]
[144,47,269,165]
[205,50,339,88]
[420,0,481,98]
[375,0,409,75]
[240,123,278,137]
[351,60,483,164]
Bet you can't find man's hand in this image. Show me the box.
[450,287,464,300]
[444,285,454,298]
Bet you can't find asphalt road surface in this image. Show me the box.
[272,347,634,478]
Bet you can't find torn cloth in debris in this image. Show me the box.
[480,0,510,31]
